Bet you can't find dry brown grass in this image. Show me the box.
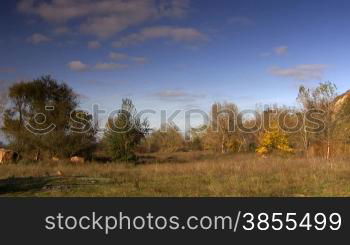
[0,152,350,197]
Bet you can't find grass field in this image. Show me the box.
[0,152,350,197]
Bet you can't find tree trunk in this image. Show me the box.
[221,135,225,154]
[326,140,331,161]
[238,137,246,153]
[303,127,309,158]
[35,149,41,161]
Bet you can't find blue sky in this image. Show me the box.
[1,0,350,129]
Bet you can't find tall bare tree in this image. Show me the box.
[203,102,241,153]
[297,82,338,160]
[0,91,7,120]
[0,89,8,144]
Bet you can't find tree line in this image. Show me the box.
[0,76,349,163]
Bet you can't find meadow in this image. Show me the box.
[1,152,349,197]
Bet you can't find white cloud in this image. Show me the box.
[274,46,288,56]
[109,52,128,61]
[68,60,129,72]
[112,26,207,48]
[94,63,128,71]
[18,0,190,38]
[154,89,205,102]
[27,33,51,44]
[80,11,155,38]
[109,52,148,64]
[88,41,101,49]
[68,61,90,72]
[269,64,328,81]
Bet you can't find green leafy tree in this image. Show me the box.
[147,124,185,153]
[2,76,96,160]
[103,99,150,161]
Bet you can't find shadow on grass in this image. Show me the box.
[0,176,114,196]
[0,177,54,195]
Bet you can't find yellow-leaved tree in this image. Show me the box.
[257,122,293,155]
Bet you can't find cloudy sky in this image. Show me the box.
[0,0,350,129]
